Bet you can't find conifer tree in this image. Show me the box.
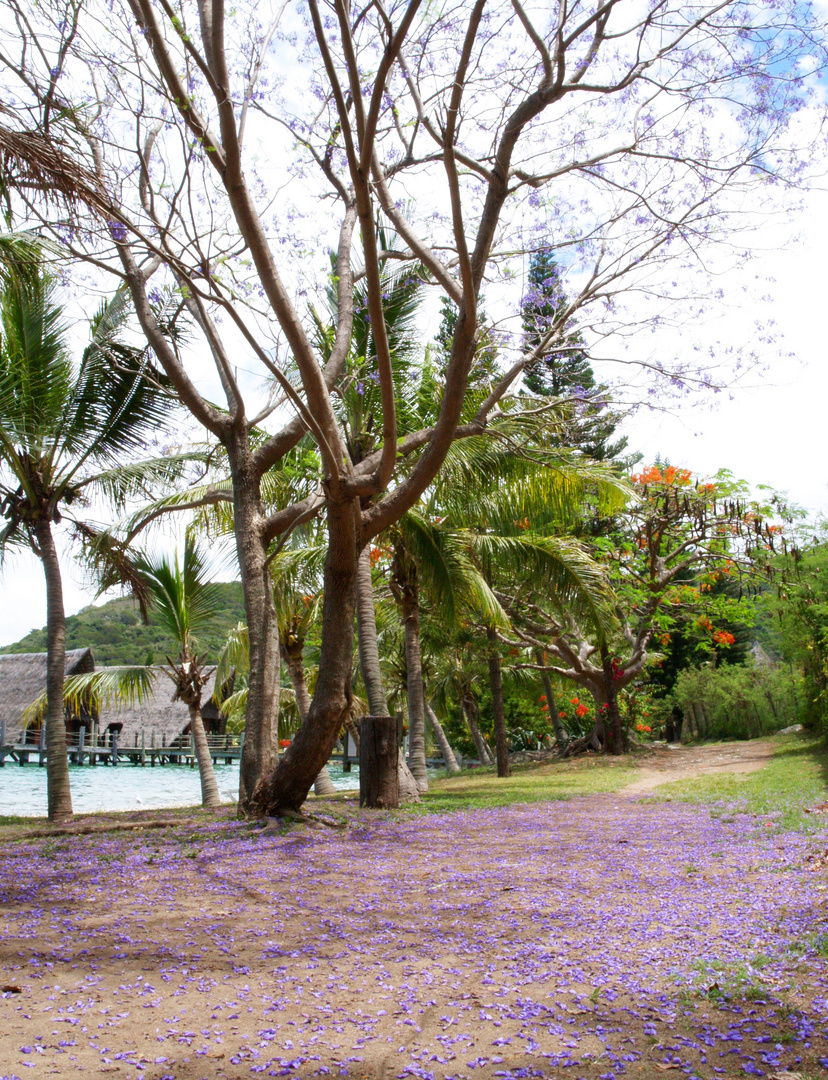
[521,249,632,465]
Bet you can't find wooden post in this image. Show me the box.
[140,730,146,767]
[77,725,86,766]
[0,719,6,767]
[38,722,47,767]
[111,730,119,765]
[359,715,399,809]
[89,720,97,766]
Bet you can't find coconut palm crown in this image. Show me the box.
[0,256,186,820]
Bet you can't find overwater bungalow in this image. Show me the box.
[0,649,96,746]
[96,667,225,752]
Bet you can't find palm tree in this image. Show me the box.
[130,538,223,809]
[0,259,182,821]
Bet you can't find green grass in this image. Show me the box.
[410,755,639,814]
[651,734,828,832]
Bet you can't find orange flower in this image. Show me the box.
[558,711,566,719]
[575,703,589,718]
[570,697,579,705]
[713,629,736,646]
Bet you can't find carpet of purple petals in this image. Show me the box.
[1,795,827,1080]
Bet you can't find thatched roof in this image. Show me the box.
[0,649,94,743]
[97,667,219,748]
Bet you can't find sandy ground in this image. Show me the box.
[1,739,826,1080]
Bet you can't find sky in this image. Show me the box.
[623,185,828,516]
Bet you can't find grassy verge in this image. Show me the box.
[411,754,639,814]
[651,733,828,832]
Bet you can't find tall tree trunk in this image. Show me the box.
[265,498,359,813]
[401,584,428,793]
[537,654,568,747]
[283,641,336,797]
[187,702,221,809]
[600,646,625,755]
[356,544,388,716]
[462,695,494,765]
[487,628,511,777]
[33,518,73,822]
[355,543,420,802]
[426,702,461,773]
[232,445,279,812]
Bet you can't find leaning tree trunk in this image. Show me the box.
[355,544,420,802]
[462,696,494,765]
[487,628,511,777]
[600,646,625,755]
[401,580,428,793]
[282,641,337,796]
[425,702,461,774]
[187,702,222,809]
[232,444,279,812]
[266,498,374,814]
[33,518,73,823]
[538,655,568,748]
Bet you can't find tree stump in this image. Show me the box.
[359,715,399,809]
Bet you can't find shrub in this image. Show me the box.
[670,662,802,741]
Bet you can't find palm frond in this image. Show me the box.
[217,622,249,688]
[397,510,508,628]
[467,532,617,637]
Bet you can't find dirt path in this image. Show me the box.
[620,738,775,794]
[2,739,826,1080]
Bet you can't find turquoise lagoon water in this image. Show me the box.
[0,759,359,817]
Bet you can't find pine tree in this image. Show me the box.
[521,249,634,465]
[434,296,500,385]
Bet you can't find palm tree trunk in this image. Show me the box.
[33,517,73,822]
[402,588,428,793]
[462,695,494,765]
[487,627,511,778]
[355,543,420,802]
[283,642,336,796]
[425,703,461,773]
[538,657,568,747]
[356,544,387,716]
[188,702,221,809]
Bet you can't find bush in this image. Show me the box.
[671,662,802,741]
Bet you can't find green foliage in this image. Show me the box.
[670,662,802,741]
[0,581,246,665]
[757,540,828,735]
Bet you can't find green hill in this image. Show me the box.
[0,582,247,666]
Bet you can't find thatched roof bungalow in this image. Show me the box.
[0,649,95,744]
[96,667,223,749]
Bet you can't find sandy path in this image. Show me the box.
[619,738,775,794]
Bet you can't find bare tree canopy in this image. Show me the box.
[0,0,824,813]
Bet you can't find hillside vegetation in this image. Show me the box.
[0,583,246,666]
